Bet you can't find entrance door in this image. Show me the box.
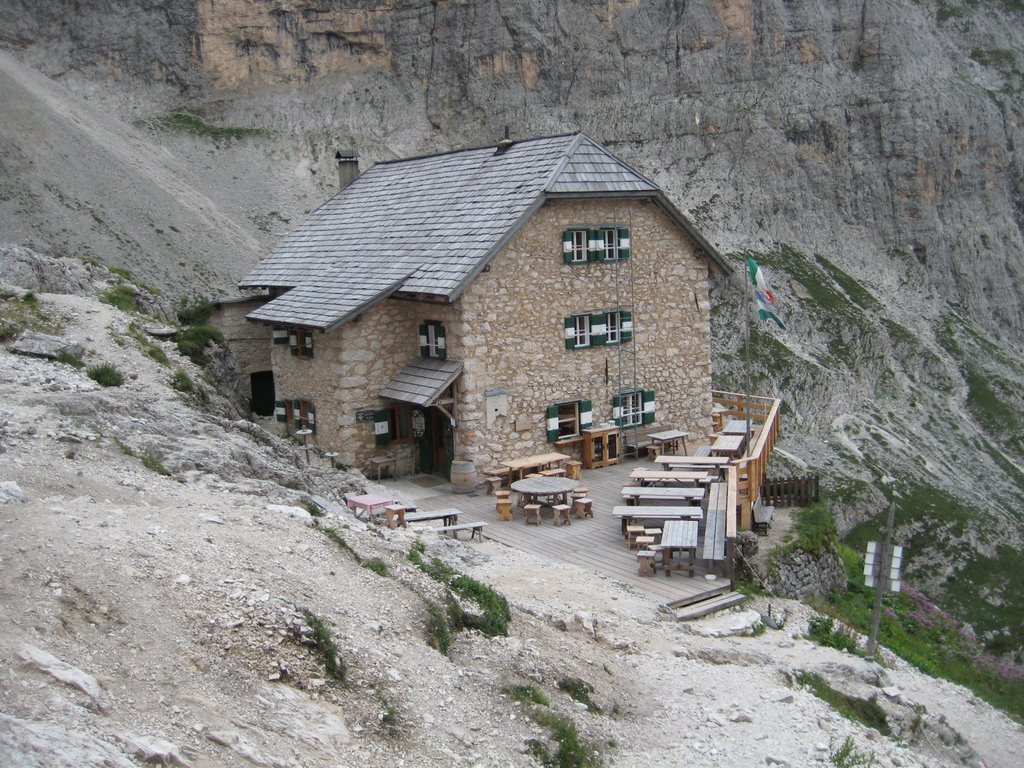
[249,371,275,416]
[430,408,454,480]
[413,407,433,475]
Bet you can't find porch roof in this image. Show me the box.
[380,357,464,407]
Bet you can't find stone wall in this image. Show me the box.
[764,547,847,600]
[210,297,273,379]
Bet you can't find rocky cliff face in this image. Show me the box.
[1,0,1023,648]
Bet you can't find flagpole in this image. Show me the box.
[743,260,752,457]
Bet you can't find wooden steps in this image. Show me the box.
[670,590,747,621]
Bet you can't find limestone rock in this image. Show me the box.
[10,331,84,361]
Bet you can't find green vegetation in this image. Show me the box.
[140,449,170,476]
[170,368,195,394]
[362,558,389,577]
[409,541,511,648]
[558,678,601,714]
[175,296,215,327]
[505,683,550,707]
[784,501,838,558]
[101,284,140,313]
[318,523,363,563]
[528,709,602,768]
[424,600,453,654]
[176,324,224,366]
[301,610,346,683]
[830,736,877,767]
[304,499,325,518]
[152,112,267,143]
[0,291,63,338]
[807,616,861,654]
[87,363,125,387]
[129,324,169,365]
[56,351,85,369]
[795,671,889,735]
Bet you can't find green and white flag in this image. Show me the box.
[747,256,786,330]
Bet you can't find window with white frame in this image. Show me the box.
[565,309,632,349]
[562,226,630,264]
[606,310,621,345]
[600,227,631,261]
[419,321,446,360]
[545,399,594,441]
[562,229,588,264]
[568,314,590,348]
[613,390,655,427]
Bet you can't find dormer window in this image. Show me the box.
[419,321,447,360]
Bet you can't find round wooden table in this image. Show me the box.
[510,477,579,508]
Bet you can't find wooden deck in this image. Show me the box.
[381,457,730,608]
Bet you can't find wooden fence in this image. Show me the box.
[760,476,820,507]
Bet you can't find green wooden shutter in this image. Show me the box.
[579,400,593,428]
[272,326,288,344]
[587,228,601,262]
[611,394,623,426]
[617,227,630,260]
[434,324,447,360]
[642,390,656,425]
[590,312,607,346]
[562,229,574,263]
[306,401,316,433]
[419,323,429,358]
[620,309,633,343]
[274,400,287,422]
[289,330,298,356]
[564,316,576,349]
[546,404,559,442]
[373,410,391,445]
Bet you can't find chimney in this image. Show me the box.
[494,125,514,154]
[335,149,360,190]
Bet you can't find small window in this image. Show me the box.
[373,403,413,445]
[606,311,621,345]
[562,229,589,264]
[275,399,316,432]
[545,400,593,441]
[289,329,314,359]
[614,390,655,427]
[600,227,631,261]
[419,321,447,360]
[565,314,591,349]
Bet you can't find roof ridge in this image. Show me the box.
[373,132,581,167]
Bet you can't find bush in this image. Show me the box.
[807,616,861,654]
[175,296,214,326]
[302,610,346,683]
[558,678,601,713]
[505,684,549,707]
[87,363,124,387]
[140,449,170,476]
[362,558,389,577]
[170,368,195,393]
[176,324,224,366]
[101,285,140,313]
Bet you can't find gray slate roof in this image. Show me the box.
[241,133,726,330]
[379,357,465,407]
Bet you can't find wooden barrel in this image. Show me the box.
[450,460,476,494]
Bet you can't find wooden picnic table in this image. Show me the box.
[658,519,699,576]
[620,486,706,506]
[629,469,712,486]
[346,493,395,521]
[710,434,744,457]
[646,429,690,455]
[405,508,460,527]
[654,455,732,469]
[611,505,703,535]
[511,476,579,508]
[501,452,571,482]
[721,419,754,436]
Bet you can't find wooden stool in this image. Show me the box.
[525,473,544,479]
[552,504,572,526]
[572,497,594,519]
[626,525,645,549]
[565,460,582,480]
[648,444,661,461]
[540,468,566,477]
[485,476,504,495]
[524,504,542,526]
[637,550,657,577]
[635,535,656,551]
[644,527,662,544]
[384,503,407,529]
[571,488,589,502]
[494,489,511,502]
[496,499,513,521]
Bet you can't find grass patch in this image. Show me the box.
[175,295,214,326]
[100,284,140,313]
[0,291,63,338]
[128,324,169,365]
[558,677,601,714]
[362,558,389,577]
[176,324,224,366]
[528,709,603,768]
[139,449,170,476]
[795,671,889,735]
[505,683,549,706]
[153,112,267,143]
[807,616,861,654]
[409,541,511,649]
[56,351,85,369]
[830,736,877,767]
[785,501,838,558]
[424,600,454,655]
[318,523,363,563]
[87,363,124,387]
[304,499,325,518]
[301,610,346,683]
[170,368,195,393]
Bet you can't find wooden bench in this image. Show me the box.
[621,426,664,459]
[752,498,775,536]
[701,482,730,561]
[436,521,487,541]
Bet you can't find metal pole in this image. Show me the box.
[743,263,753,456]
[866,502,896,656]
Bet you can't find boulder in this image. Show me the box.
[10,330,84,361]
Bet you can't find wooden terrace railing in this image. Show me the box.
[711,390,782,532]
